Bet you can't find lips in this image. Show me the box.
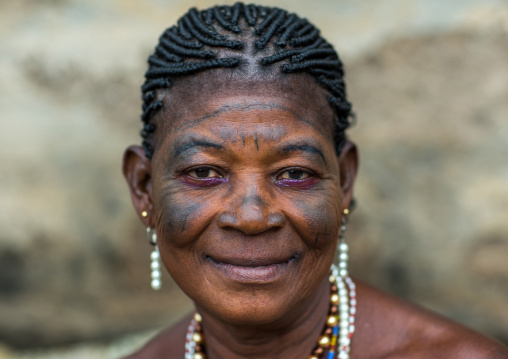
[205,253,298,283]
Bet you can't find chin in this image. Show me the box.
[198,290,298,326]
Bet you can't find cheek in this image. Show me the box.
[288,189,341,248]
[153,180,209,248]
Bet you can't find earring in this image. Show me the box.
[332,208,349,279]
[146,226,161,290]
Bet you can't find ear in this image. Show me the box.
[337,140,359,213]
[122,145,153,227]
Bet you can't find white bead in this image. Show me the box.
[340,337,350,346]
[340,304,349,312]
[152,270,161,278]
[339,253,348,261]
[150,251,159,260]
[339,243,348,252]
[350,298,357,306]
[339,269,348,277]
[151,261,160,270]
[350,307,356,315]
[151,279,161,290]
[339,261,347,269]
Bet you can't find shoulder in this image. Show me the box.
[122,313,192,359]
[351,280,508,359]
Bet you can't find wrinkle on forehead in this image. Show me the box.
[171,102,325,138]
[153,70,336,144]
[208,118,288,143]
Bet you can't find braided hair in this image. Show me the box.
[140,2,354,159]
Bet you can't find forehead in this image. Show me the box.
[154,70,335,141]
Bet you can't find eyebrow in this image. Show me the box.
[278,143,327,164]
[172,138,223,158]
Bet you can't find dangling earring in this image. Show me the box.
[146,226,161,290]
[331,208,349,279]
[337,208,349,278]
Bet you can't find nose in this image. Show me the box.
[217,181,285,235]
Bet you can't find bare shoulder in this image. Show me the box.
[351,280,508,359]
[122,313,192,359]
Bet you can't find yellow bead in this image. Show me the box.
[141,211,148,217]
[344,208,349,215]
[194,353,205,359]
[194,313,202,322]
[330,294,339,304]
[327,315,338,326]
[319,335,330,347]
[193,333,203,343]
[308,356,319,359]
[329,275,336,283]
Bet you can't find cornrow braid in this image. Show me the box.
[230,2,242,26]
[244,4,258,26]
[140,2,354,158]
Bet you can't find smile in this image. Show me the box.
[205,254,298,284]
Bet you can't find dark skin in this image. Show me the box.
[123,73,508,359]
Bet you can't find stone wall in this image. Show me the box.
[1,0,507,349]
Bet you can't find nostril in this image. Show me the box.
[267,213,285,227]
[218,212,237,227]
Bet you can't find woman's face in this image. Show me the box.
[134,74,356,325]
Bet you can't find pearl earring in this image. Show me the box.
[146,226,161,290]
[336,208,349,278]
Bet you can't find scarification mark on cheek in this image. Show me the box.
[159,187,203,236]
[295,197,337,247]
[254,133,259,151]
[180,203,202,233]
[241,134,245,146]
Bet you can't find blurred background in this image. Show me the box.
[1,0,507,357]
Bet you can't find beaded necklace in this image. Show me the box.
[184,265,356,359]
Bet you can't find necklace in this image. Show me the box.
[184,265,356,359]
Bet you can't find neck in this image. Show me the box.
[195,277,331,359]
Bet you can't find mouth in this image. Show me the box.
[205,254,299,284]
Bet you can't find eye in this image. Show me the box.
[276,168,319,189]
[187,167,222,179]
[278,169,311,180]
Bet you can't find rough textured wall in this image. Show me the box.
[1,0,507,350]
[347,30,508,343]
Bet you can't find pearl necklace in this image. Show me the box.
[184,264,356,359]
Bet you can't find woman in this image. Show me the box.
[122,3,508,358]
